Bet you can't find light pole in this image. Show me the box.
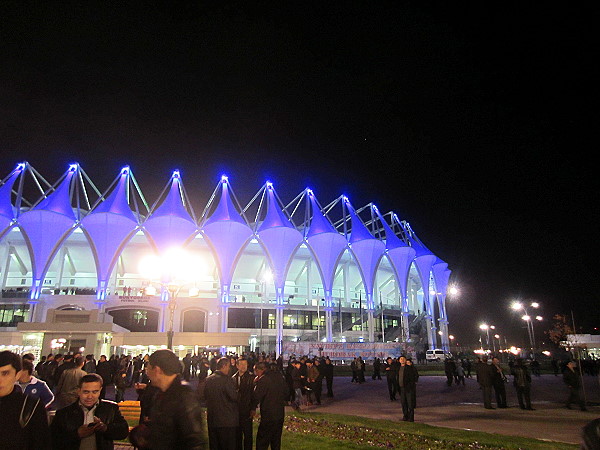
[511,301,543,359]
[479,324,493,351]
[140,248,204,351]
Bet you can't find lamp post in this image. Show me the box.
[511,301,543,359]
[140,248,203,351]
[479,324,491,351]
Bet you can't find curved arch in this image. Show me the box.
[374,254,401,309]
[106,305,160,332]
[255,229,304,292]
[198,229,254,291]
[55,304,86,311]
[180,307,208,332]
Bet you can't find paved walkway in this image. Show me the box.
[113,373,599,445]
[300,374,600,445]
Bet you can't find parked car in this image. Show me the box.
[426,349,451,361]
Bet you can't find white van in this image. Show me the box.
[426,349,448,361]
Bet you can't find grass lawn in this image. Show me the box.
[282,411,577,449]
[121,408,576,449]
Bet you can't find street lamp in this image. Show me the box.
[140,248,204,350]
[511,301,543,358]
[479,323,491,351]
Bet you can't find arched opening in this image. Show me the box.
[56,304,85,311]
[107,307,159,332]
[181,308,207,332]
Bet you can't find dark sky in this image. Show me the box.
[0,2,596,346]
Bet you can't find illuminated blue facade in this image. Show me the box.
[0,163,452,356]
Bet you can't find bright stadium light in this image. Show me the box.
[511,301,523,311]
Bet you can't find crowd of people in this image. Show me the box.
[437,355,590,412]
[2,346,598,449]
[0,348,342,450]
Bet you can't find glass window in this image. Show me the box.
[0,304,30,327]
[108,309,159,332]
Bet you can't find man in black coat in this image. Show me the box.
[491,357,508,408]
[51,373,129,450]
[384,357,399,401]
[322,357,334,397]
[252,362,289,450]
[95,355,113,400]
[205,357,239,449]
[511,358,534,410]
[233,357,255,450]
[476,357,495,409]
[0,351,51,450]
[564,360,587,411]
[397,356,418,422]
[146,349,207,449]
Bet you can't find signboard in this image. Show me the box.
[119,296,151,304]
[282,341,403,360]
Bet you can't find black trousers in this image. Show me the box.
[386,377,398,400]
[209,426,238,450]
[515,385,531,409]
[256,419,284,450]
[326,376,333,397]
[566,386,586,410]
[481,385,493,408]
[237,416,253,450]
[493,382,507,407]
[400,387,415,421]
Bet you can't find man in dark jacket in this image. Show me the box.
[146,349,207,449]
[564,360,587,411]
[0,351,51,450]
[384,357,399,401]
[252,362,289,450]
[233,357,255,450]
[476,356,495,409]
[205,357,239,449]
[397,356,418,422]
[95,355,113,400]
[511,358,534,410]
[50,373,129,450]
[53,353,75,389]
[491,357,508,408]
[322,357,334,397]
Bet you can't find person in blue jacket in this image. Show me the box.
[17,358,55,409]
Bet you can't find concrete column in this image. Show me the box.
[425,315,435,350]
[275,287,284,356]
[439,319,450,352]
[401,311,410,342]
[220,285,230,333]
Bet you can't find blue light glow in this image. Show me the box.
[121,166,130,175]
[221,174,228,182]
[172,170,180,178]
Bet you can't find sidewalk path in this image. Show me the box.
[300,375,600,445]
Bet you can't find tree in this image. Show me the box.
[545,314,574,347]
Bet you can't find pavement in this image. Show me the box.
[299,374,600,445]
[112,373,600,446]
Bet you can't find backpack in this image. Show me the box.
[19,395,40,428]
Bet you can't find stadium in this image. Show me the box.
[0,162,452,359]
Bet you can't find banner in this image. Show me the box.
[282,341,403,360]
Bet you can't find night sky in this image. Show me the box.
[0,3,596,347]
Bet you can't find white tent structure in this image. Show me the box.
[0,163,453,357]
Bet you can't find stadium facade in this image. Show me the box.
[0,162,452,359]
